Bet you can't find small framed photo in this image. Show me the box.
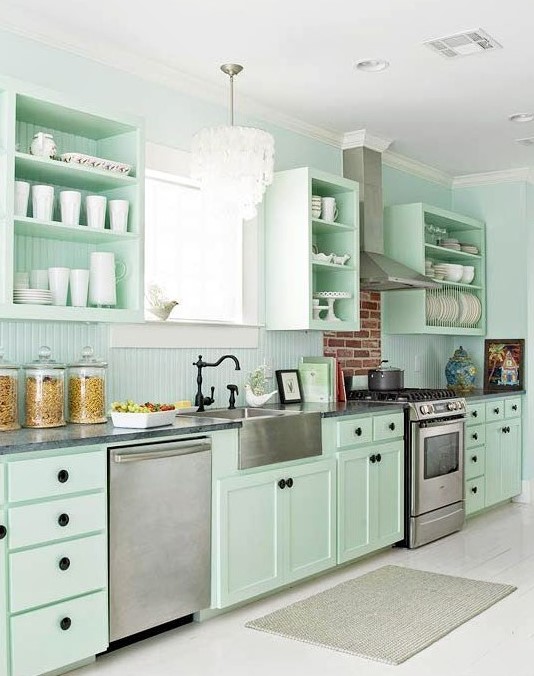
[276,369,303,404]
[483,339,525,392]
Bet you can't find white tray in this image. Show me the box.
[60,152,132,175]
[111,410,176,428]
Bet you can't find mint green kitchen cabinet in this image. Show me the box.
[0,506,8,676]
[485,418,522,507]
[214,457,336,608]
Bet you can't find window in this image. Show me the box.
[145,170,244,323]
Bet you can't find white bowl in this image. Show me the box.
[444,269,463,282]
[461,269,475,284]
[111,410,176,428]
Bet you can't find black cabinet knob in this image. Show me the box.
[57,469,69,484]
[472,410,478,418]
[370,454,377,463]
[0,525,6,540]
[389,422,396,431]
[355,427,362,437]
[278,479,286,489]
[494,408,500,415]
[472,486,478,494]
[472,433,478,441]
[60,617,72,631]
[58,513,70,527]
[512,405,518,411]
[286,478,294,488]
[472,455,478,463]
[507,426,511,433]
[59,557,71,571]
[376,453,382,463]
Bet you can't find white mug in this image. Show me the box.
[69,269,90,307]
[86,195,107,229]
[30,269,49,290]
[321,197,338,222]
[14,181,30,217]
[109,200,129,233]
[89,252,126,307]
[32,185,54,221]
[60,191,81,226]
[48,267,70,306]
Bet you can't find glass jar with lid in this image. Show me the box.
[0,348,20,431]
[24,346,66,428]
[68,346,107,424]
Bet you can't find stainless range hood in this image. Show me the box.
[343,146,438,291]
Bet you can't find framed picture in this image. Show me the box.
[483,339,525,392]
[275,369,303,404]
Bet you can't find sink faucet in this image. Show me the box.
[193,354,241,412]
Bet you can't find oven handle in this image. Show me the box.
[417,416,466,429]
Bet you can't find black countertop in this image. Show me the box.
[463,389,526,400]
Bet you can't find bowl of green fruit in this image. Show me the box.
[110,400,176,428]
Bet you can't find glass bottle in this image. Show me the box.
[24,346,66,428]
[68,346,108,424]
[0,348,20,431]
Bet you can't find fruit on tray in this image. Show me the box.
[111,400,175,413]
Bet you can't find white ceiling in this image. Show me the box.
[3,0,534,175]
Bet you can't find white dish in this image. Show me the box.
[13,298,52,305]
[313,291,352,299]
[312,252,333,263]
[111,410,176,428]
[60,152,132,175]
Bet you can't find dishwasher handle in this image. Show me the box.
[112,439,211,463]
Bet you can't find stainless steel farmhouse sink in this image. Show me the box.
[180,408,322,469]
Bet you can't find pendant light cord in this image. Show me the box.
[220,64,243,127]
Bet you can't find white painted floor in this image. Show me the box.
[73,503,534,676]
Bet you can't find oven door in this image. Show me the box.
[411,418,464,517]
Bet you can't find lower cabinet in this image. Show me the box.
[0,507,8,676]
[214,457,336,608]
[485,418,522,507]
[337,441,404,563]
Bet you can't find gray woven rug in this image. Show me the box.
[246,565,516,664]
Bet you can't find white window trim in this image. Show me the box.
[109,142,264,349]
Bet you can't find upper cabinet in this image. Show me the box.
[265,167,360,331]
[382,203,486,335]
[0,81,144,322]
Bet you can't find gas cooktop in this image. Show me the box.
[347,388,456,403]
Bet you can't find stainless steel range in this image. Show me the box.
[347,386,467,548]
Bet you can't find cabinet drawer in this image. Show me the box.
[465,478,485,515]
[336,417,373,448]
[465,446,485,481]
[505,397,522,419]
[466,403,485,426]
[485,400,504,422]
[465,425,485,449]
[373,412,404,441]
[10,533,107,613]
[8,450,105,503]
[10,590,108,676]
[9,493,106,550]
[0,464,4,505]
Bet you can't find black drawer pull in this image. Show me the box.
[59,557,71,571]
[376,453,382,463]
[60,617,72,631]
[512,404,518,411]
[278,479,286,489]
[355,427,362,437]
[472,410,478,418]
[494,407,500,415]
[286,478,294,488]
[58,513,70,527]
[389,422,396,431]
[0,525,6,540]
[370,454,377,464]
[472,432,478,441]
[57,469,69,484]
[471,486,478,494]
[472,455,478,463]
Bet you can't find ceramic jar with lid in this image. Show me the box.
[30,132,57,158]
[0,348,20,431]
[445,345,477,393]
[24,346,66,428]
[68,346,107,424]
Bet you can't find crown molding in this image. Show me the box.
[382,150,453,187]
[342,130,393,152]
[0,21,343,148]
[453,168,534,187]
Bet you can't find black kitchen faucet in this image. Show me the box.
[193,354,241,412]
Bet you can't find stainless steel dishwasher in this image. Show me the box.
[108,437,212,642]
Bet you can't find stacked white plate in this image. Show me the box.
[426,291,481,327]
[460,244,479,255]
[440,238,461,250]
[458,293,482,326]
[13,289,52,305]
[433,263,464,282]
[311,194,322,218]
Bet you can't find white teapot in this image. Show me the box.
[30,132,57,159]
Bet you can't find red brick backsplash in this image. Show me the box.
[323,292,382,376]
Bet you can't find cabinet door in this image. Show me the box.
[485,421,505,507]
[0,509,7,676]
[373,441,404,548]
[285,459,336,583]
[215,470,281,608]
[337,450,373,563]
[501,418,522,500]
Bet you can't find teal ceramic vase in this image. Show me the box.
[445,346,477,393]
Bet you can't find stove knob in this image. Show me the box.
[428,404,435,414]
[448,402,455,411]
[420,405,428,415]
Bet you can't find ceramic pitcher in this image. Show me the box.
[30,132,57,159]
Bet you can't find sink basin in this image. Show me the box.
[179,408,322,469]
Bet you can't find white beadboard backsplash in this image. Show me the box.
[382,334,455,389]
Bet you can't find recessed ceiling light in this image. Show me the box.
[355,59,389,72]
[509,113,534,123]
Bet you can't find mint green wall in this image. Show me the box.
[382,165,452,209]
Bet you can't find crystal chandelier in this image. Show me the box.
[191,64,275,223]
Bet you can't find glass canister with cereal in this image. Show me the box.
[24,346,66,428]
[68,346,107,424]
[0,349,20,431]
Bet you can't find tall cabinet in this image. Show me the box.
[0,79,144,322]
[265,167,360,331]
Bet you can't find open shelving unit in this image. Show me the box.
[0,80,144,322]
[382,203,486,335]
[265,167,360,331]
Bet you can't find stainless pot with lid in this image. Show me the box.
[368,360,404,391]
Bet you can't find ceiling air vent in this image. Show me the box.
[424,28,502,58]
[516,137,534,146]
